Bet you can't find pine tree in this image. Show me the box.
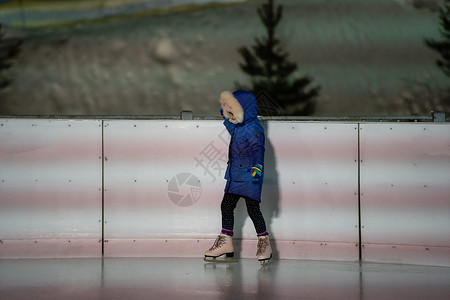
[425,0,450,78]
[236,0,320,116]
[0,24,21,89]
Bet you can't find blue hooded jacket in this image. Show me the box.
[221,90,265,202]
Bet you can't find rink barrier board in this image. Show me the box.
[0,118,449,266]
[102,121,359,240]
[102,120,359,261]
[0,239,102,259]
[0,119,103,258]
[103,239,358,262]
[359,123,450,266]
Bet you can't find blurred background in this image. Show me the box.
[0,0,448,117]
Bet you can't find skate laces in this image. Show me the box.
[209,234,226,251]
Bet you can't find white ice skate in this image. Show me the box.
[204,233,235,263]
[257,235,272,265]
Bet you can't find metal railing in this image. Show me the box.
[0,111,447,122]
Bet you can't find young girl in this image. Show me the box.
[204,90,272,264]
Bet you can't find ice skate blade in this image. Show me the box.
[259,259,272,266]
[203,256,237,263]
[258,253,273,266]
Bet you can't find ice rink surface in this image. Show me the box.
[1,258,449,300]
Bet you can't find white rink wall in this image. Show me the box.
[0,118,449,266]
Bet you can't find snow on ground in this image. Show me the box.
[0,0,447,117]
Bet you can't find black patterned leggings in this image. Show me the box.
[221,192,267,236]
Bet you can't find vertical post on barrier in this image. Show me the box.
[357,123,362,261]
[101,120,105,256]
[432,111,446,122]
[181,111,194,120]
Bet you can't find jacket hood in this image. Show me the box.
[220,90,258,124]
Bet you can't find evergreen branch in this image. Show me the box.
[235,0,320,116]
[425,0,450,78]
